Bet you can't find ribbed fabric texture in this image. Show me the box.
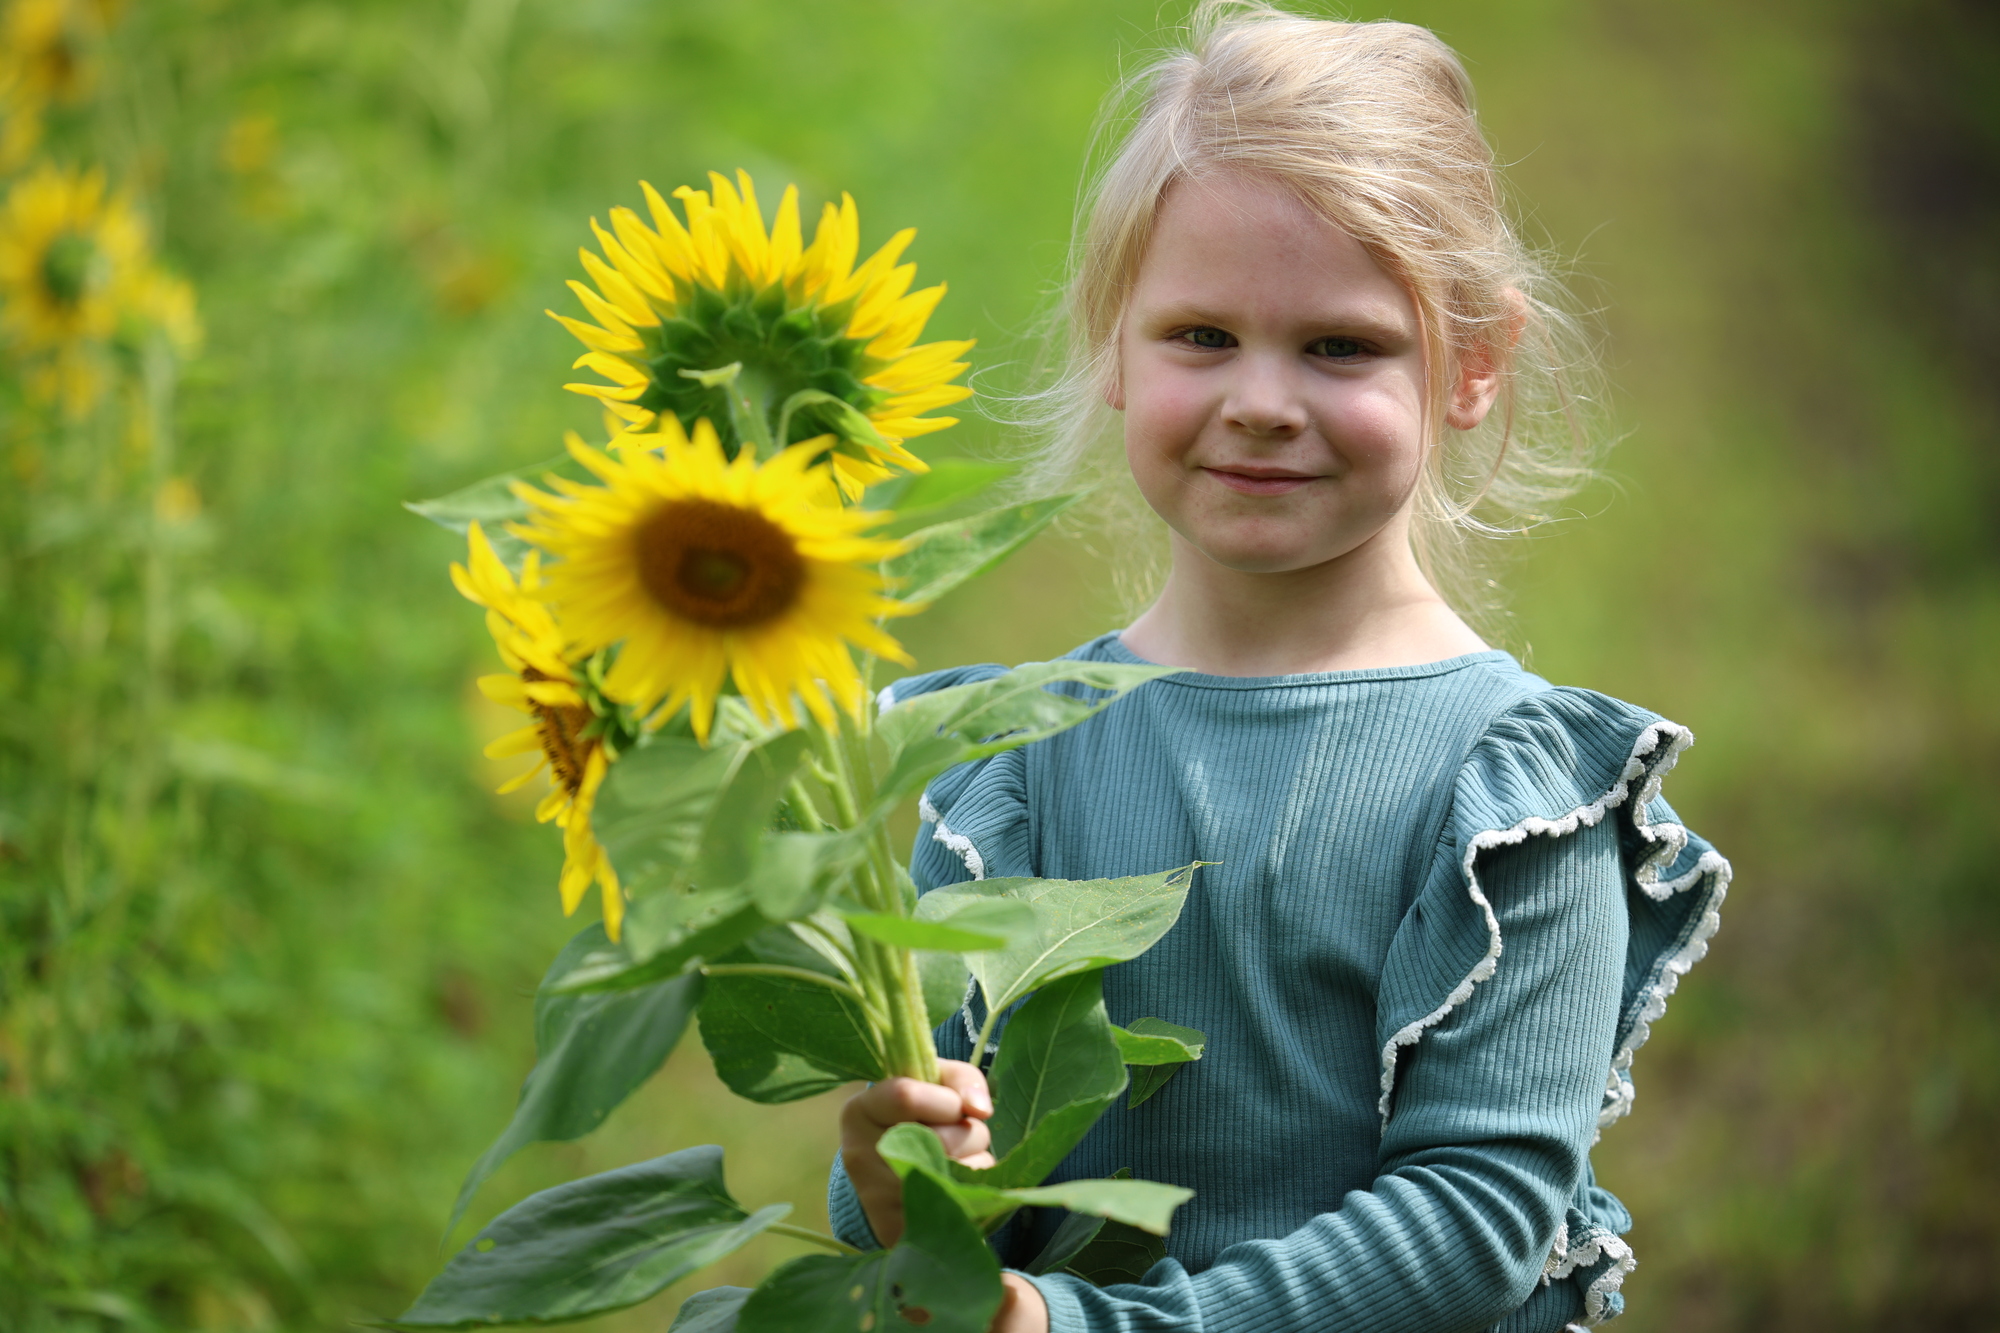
[827,634,1729,1333]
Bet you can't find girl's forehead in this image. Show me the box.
[1136,170,1413,325]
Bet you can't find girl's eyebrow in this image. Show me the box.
[1150,302,1414,343]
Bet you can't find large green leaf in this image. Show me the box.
[544,892,766,995]
[1026,1203,1170,1288]
[666,1287,750,1332]
[697,925,883,1102]
[875,660,1175,809]
[735,1171,1001,1333]
[444,926,703,1239]
[875,458,1016,535]
[840,895,1035,953]
[972,969,1126,1189]
[1115,1017,1205,1110]
[593,730,811,896]
[918,865,1197,1019]
[877,1124,1191,1237]
[405,453,596,570]
[742,830,868,922]
[917,949,973,1030]
[882,493,1083,607]
[388,1147,785,1329]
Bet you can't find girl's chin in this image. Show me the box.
[1183,536,1368,576]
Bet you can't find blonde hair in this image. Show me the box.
[1017,1,1602,622]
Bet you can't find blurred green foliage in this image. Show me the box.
[0,0,1993,1329]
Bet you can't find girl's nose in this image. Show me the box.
[1220,356,1308,439]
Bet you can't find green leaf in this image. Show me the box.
[736,1171,1002,1333]
[1042,1215,1169,1288]
[667,1287,750,1332]
[972,969,1127,1189]
[545,892,765,995]
[842,912,1004,951]
[1025,1208,1105,1278]
[405,453,595,569]
[882,494,1083,607]
[1112,1018,1205,1065]
[743,830,867,922]
[1116,1017,1205,1109]
[592,730,810,897]
[1000,1178,1191,1237]
[697,925,883,1102]
[917,949,972,1030]
[875,660,1175,809]
[445,925,703,1240]
[389,1148,787,1329]
[919,865,1197,1019]
[697,730,812,889]
[876,1125,1191,1238]
[879,459,1017,534]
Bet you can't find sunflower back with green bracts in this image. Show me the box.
[554,170,973,499]
[642,278,885,463]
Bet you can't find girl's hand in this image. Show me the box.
[991,1273,1050,1333]
[839,1060,994,1246]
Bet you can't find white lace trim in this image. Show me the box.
[1542,1223,1636,1326]
[1376,720,1729,1125]
[918,792,986,881]
[1599,842,1731,1131]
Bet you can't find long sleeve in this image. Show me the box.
[1026,819,1628,1333]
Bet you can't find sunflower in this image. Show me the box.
[551,169,973,499]
[453,521,627,941]
[0,162,194,410]
[513,418,912,742]
[0,0,104,169]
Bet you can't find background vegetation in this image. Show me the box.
[2,0,1994,1329]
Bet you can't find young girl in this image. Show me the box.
[831,7,1730,1331]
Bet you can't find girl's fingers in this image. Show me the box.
[935,1059,994,1118]
[932,1115,991,1162]
[844,1076,972,1135]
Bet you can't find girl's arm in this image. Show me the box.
[1022,819,1628,1333]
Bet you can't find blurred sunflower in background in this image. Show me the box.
[0,0,107,170]
[553,169,973,498]
[0,160,198,411]
[514,419,912,742]
[453,522,629,940]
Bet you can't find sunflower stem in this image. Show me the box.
[766,1223,861,1257]
[698,964,868,1005]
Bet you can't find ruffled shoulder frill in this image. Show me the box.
[882,664,1036,887]
[1374,685,1731,1326]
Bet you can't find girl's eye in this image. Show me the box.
[1310,336,1368,359]
[1177,326,1233,349]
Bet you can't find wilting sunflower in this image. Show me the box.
[0,162,194,410]
[453,521,627,941]
[514,418,912,742]
[551,169,973,499]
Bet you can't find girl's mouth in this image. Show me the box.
[1202,466,1316,496]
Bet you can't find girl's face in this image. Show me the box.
[1114,170,1485,576]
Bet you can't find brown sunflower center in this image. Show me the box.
[522,666,596,796]
[633,499,806,629]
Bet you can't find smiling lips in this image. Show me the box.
[1202,465,1318,496]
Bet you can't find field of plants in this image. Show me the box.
[1,1,1994,1329]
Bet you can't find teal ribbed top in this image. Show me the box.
[827,634,1730,1332]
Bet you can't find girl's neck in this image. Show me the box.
[1120,524,1488,678]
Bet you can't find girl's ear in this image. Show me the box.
[1103,361,1126,412]
[1445,288,1524,431]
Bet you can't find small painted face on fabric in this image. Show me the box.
[1113,169,1465,576]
